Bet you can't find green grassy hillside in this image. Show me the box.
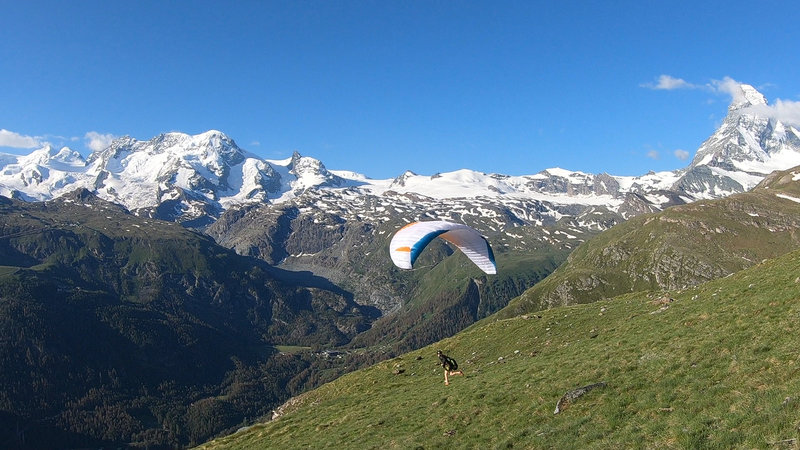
[199,247,800,448]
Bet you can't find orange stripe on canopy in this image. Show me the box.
[398,222,419,232]
[395,246,412,252]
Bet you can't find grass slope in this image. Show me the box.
[199,248,800,449]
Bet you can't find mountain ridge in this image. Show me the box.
[3,84,799,229]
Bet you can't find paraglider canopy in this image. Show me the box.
[389,220,497,274]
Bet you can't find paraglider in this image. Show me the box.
[389,220,497,274]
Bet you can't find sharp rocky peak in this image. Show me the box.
[728,83,768,113]
[672,83,800,199]
[289,151,330,177]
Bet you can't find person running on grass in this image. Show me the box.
[437,350,464,385]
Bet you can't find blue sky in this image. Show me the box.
[2,1,799,179]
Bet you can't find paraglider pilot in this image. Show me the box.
[437,350,464,385]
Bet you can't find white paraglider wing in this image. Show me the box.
[389,220,497,274]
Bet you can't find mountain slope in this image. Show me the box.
[3,84,798,227]
[198,247,800,449]
[346,244,566,352]
[496,164,800,318]
[0,190,378,448]
[207,200,587,353]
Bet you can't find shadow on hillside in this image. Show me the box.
[266,266,382,319]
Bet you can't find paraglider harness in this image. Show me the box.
[437,351,458,371]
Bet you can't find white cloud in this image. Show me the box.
[710,76,800,128]
[674,149,690,160]
[744,99,800,129]
[711,76,740,95]
[641,75,698,90]
[769,99,800,126]
[0,129,43,148]
[250,140,261,147]
[710,76,749,104]
[647,150,660,159]
[84,131,117,152]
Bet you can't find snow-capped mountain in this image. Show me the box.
[1,131,343,225]
[0,136,672,229]
[671,84,800,199]
[0,145,88,194]
[83,131,285,225]
[2,83,799,230]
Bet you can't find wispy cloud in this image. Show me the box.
[710,76,756,106]
[640,75,700,90]
[84,131,117,152]
[766,99,800,125]
[645,146,692,162]
[674,149,690,160]
[741,98,800,129]
[642,74,745,94]
[711,76,743,96]
[0,129,43,148]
